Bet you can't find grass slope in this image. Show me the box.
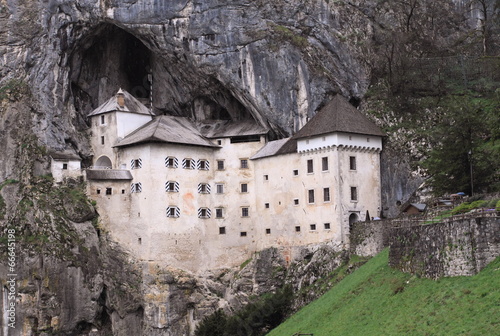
[268,249,500,336]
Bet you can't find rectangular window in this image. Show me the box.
[351,187,358,201]
[101,136,105,145]
[198,208,211,219]
[295,226,301,232]
[167,206,180,218]
[105,187,112,195]
[182,158,194,169]
[241,207,249,217]
[240,159,249,169]
[323,187,330,202]
[264,174,269,181]
[219,227,226,235]
[294,199,299,205]
[165,181,179,192]
[100,115,105,125]
[307,159,313,173]
[324,223,331,230]
[241,183,248,193]
[240,231,247,237]
[350,156,357,170]
[198,183,211,194]
[308,189,315,204]
[322,157,329,171]
[217,139,222,146]
[96,189,101,195]
[131,158,142,169]
[217,160,225,170]
[131,182,142,193]
[293,169,299,176]
[310,224,316,231]
[165,157,178,168]
[62,163,68,170]
[265,203,270,209]
[215,208,224,218]
[266,228,271,234]
[197,159,209,170]
[216,183,224,194]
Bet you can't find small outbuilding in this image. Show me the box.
[402,203,427,215]
[50,150,82,183]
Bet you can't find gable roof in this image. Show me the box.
[292,95,385,139]
[114,115,219,148]
[251,138,290,160]
[195,120,269,138]
[88,89,151,117]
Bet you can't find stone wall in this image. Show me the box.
[388,215,500,278]
[349,220,391,257]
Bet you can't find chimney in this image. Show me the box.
[116,89,125,108]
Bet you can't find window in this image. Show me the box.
[323,187,330,202]
[215,208,224,218]
[197,159,209,170]
[264,174,269,181]
[324,223,331,230]
[96,189,101,195]
[367,137,370,142]
[217,139,222,146]
[198,183,211,194]
[295,226,301,232]
[308,189,315,204]
[351,187,358,201]
[240,231,247,237]
[265,203,270,208]
[219,227,226,235]
[101,136,105,145]
[294,199,299,205]
[322,157,329,171]
[307,159,313,173]
[62,163,68,170]
[216,183,224,194]
[165,181,180,192]
[293,170,299,176]
[266,228,271,234]
[167,206,180,218]
[100,115,105,125]
[131,158,142,169]
[131,182,142,193]
[241,183,248,193]
[350,156,356,170]
[198,208,211,219]
[310,224,316,231]
[121,189,125,194]
[240,159,249,169]
[241,207,249,217]
[165,157,178,168]
[105,187,112,195]
[217,160,225,170]
[182,158,195,169]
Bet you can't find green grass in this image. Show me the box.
[267,249,500,336]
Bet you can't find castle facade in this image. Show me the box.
[80,89,383,271]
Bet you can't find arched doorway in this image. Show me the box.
[95,155,112,169]
[348,213,359,232]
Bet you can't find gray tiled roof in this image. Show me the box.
[88,89,151,117]
[292,95,385,139]
[114,115,219,148]
[195,120,269,138]
[49,150,81,161]
[86,169,133,180]
[251,138,291,160]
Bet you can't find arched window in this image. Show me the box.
[95,156,112,169]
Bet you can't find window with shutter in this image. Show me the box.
[165,157,178,168]
[165,181,179,192]
[166,206,180,218]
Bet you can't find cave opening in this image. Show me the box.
[69,23,263,126]
[70,23,152,115]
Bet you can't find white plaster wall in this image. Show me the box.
[51,159,81,183]
[115,112,152,138]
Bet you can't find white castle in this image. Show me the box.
[54,89,384,272]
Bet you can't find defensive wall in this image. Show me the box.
[350,211,500,278]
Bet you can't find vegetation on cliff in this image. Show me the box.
[267,249,500,336]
